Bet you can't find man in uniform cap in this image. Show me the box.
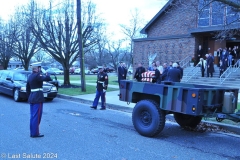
[90,66,108,110]
[26,62,52,138]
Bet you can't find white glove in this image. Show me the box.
[103,89,106,93]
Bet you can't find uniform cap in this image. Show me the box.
[31,62,42,67]
[98,66,103,69]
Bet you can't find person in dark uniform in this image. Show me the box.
[134,62,146,82]
[26,62,52,138]
[90,66,108,110]
[167,62,181,82]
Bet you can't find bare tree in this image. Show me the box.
[0,22,16,69]
[9,0,40,70]
[31,0,102,85]
[119,9,146,65]
[106,39,126,71]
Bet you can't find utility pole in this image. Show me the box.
[77,0,86,92]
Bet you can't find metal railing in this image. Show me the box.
[179,55,192,68]
[184,66,201,82]
[220,59,240,84]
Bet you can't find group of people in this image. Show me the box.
[133,60,183,83]
[195,45,240,78]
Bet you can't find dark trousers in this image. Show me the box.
[201,69,205,77]
[93,90,106,108]
[220,71,224,77]
[30,103,43,136]
[207,69,213,77]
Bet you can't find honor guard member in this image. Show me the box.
[26,62,52,138]
[90,66,108,110]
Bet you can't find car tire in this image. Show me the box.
[174,113,202,128]
[132,99,165,137]
[45,98,53,101]
[13,89,21,102]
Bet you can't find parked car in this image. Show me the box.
[74,68,91,74]
[91,68,99,74]
[128,68,133,74]
[41,66,49,70]
[69,67,75,74]
[47,72,61,90]
[46,68,63,74]
[0,70,58,102]
[105,67,115,73]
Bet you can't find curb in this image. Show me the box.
[57,94,240,135]
[57,94,133,113]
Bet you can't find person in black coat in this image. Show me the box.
[161,63,168,81]
[26,62,52,138]
[176,62,183,81]
[152,64,161,84]
[195,45,204,66]
[206,54,214,77]
[117,62,126,86]
[167,62,181,82]
[134,62,146,82]
[122,62,128,80]
[219,60,225,77]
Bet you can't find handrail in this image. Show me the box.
[220,59,240,84]
[184,66,200,82]
[179,55,192,68]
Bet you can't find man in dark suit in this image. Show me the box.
[161,63,168,81]
[122,62,128,80]
[117,62,126,86]
[206,54,214,77]
[167,62,181,82]
[195,45,204,66]
[134,62,146,82]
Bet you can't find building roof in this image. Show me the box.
[141,0,240,36]
[140,0,174,34]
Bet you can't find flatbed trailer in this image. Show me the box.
[119,80,240,137]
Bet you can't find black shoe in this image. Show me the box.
[31,134,44,138]
[90,106,97,109]
[100,108,106,110]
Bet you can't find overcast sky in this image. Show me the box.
[0,0,168,40]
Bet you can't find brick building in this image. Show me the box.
[133,0,240,70]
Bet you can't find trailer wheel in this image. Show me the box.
[132,100,165,137]
[174,113,202,128]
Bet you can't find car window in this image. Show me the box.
[1,71,10,79]
[13,72,28,81]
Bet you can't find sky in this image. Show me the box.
[0,0,168,40]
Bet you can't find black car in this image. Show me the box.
[0,70,58,102]
[105,67,115,73]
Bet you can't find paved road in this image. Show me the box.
[0,94,240,160]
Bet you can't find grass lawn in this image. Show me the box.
[57,74,119,85]
[58,84,118,96]
[57,74,119,96]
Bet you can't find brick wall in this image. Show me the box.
[132,0,199,72]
